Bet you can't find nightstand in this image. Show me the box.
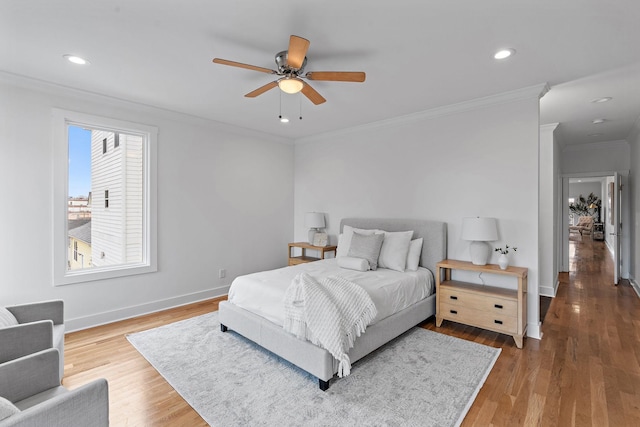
[435,260,528,348]
[288,242,337,266]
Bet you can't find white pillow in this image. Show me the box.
[0,307,18,328]
[405,238,423,271]
[336,225,383,258]
[337,256,370,271]
[0,397,20,421]
[378,230,413,272]
[347,231,385,270]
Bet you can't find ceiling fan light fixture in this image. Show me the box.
[278,77,304,94]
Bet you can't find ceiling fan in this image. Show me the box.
[212,35,366,105]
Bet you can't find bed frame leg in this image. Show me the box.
[319,379,330,391]
[220,324,228,332]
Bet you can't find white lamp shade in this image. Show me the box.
[304,212,325,229]
[461,217,498,241]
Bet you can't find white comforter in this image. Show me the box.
[227,258,434,326]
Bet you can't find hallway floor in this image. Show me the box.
[428,234,640,425]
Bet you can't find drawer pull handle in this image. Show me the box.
[494,320,503,325]
[494,304,503,309]
[450,296,458,300]
[450,310,458,314]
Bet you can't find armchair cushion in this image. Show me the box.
[0,398,19,421]
[0,310,17,328]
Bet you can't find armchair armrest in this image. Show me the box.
[0,349,60,403]
[0,321,53,364]
[0,379,109,427]
[6,300,64,325]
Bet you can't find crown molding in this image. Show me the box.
[0,70,293,146]
[295,83,549,145]
[540,122,559,132]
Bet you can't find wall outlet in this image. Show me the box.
[219,269,226,279]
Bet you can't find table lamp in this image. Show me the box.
[461,217,498,265]
[305,212,325,244]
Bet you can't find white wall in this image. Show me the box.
[0,75,295,330]
[294,88,544,339]
[539,124,560,297]
[561,140,630,174]
[629,121,640,293]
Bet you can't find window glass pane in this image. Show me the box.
[67,124,144,271]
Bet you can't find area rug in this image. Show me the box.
[127,312,500,427]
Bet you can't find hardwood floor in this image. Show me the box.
[64,237,640,426]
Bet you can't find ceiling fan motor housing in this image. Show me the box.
[275,50,307,74]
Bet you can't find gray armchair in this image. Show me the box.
[0,348,109,426]
[0,301,64,380]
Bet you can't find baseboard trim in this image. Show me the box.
[539,275,559,297]
[65,286,230,332]
[630,277,640,298]
[539,284,557,298]
[527,322,542,340]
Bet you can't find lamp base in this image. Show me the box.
[469,241,491,265]
[308,229,317,245]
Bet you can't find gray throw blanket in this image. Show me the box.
[283,272,378,377]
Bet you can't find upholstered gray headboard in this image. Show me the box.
[339,218,447,276]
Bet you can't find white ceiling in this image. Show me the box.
[2,1,640,143]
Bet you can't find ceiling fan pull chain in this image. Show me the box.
[299,93,303,120]
[279,90,282,121]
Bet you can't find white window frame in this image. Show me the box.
[53,109,157,286]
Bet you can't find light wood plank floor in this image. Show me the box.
[64,237,640,426]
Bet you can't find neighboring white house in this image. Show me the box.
[90,130,143,267]
[67,195,91,220]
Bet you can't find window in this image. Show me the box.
[53,109,157,286]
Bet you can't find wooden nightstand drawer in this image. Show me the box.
[440,302,517,334]
[440,286,517,316]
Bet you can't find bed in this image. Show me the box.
[218,218,447,390]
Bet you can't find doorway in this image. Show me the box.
[561,173,629,285]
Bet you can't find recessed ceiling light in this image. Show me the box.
[279,117,289,123]
[591,97,612,103]
[592,118,606,124]
[588,133,603,137]
[63,54,89,65]
[494,48,516,60]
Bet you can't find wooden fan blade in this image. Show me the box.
[245,81,279,98]
[301,82,326,105]
[287,35,310,69]
[306,71,366,82]
[213,58,276,74]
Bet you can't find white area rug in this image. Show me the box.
[127,311,500,427]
